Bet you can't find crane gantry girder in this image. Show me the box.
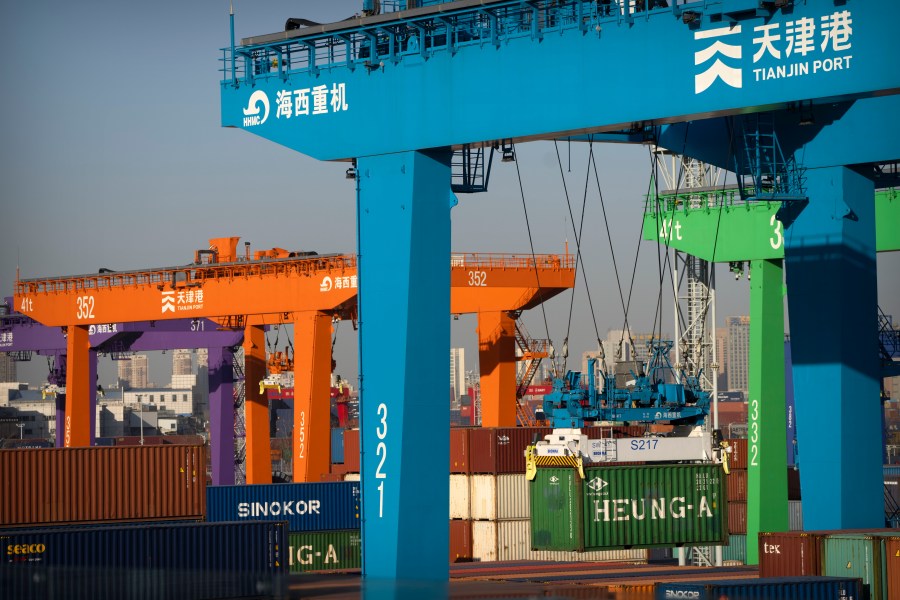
[220,1,900,161]
[13,243,575,484]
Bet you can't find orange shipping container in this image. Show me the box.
[726,468,748,502]
[450,519,473,563]
[343,428,360,472]
[450,428,471,474]
[885,536,900,600]
[724,438,748,470]
[0,446,206,527]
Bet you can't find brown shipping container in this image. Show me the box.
[724,438,748,470]
[726,468,748,502]
[0,445,206,527]
[450,519,473,563]
[728,501,747,534]
[470,427,551,474]
[886,536,900,600]
[758,531,823,577]
[787,467,802,501]
[450,428,471,474]
[343,428,360,472]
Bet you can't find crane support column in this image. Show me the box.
[243,324,271,484]
[208,346,236,485]
[746,259,788,564]
[477,311,517,427]
[785,166,882,530]
[292,311,334,482]
[63,326,96,447]
[357,149,452,584]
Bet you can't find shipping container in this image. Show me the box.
[723,438,747,471]
[655,576,864,600]
[469,427,551,474]
[206,482,360,532]
[885,465,900,477]
[530,467,583,551]
[450,519,473,563]
[788,500,803,531]
[721,533,746,563]
[470,474,529,521]
[885,536,900,600]
[726,468,748,502]
[473,519,647,563]
[0,445,205,528]
[450,474,471,520]
[343,429,360,472]
[287,530,360,573]
[532,464,727,552]
[787,467,801,500]
[728,501,747,535]
[450,428,471,474]
[0,521,286,599]
[582,464,727,550]
[821,532,900,600]
[330,428,344,464]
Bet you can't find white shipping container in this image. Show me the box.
[470,474,530,520]
[343,473,360,482]
[472,519,648,563]
[789,500,803,531]
[450,474,471,519]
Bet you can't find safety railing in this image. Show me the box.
[449,252,573,270]
[220,0,679,86]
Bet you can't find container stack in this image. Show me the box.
[0,445,286,599]
[206,481,361,573]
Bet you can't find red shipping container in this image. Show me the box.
[343,428,360,473]
[449,519,473,563]
[886,536,900,600]
[758,531,823,577]
[727,468,748,502]
[728,501,747,534]
[450,428,471,474]
[724,438,748,471]
[0,446,206,527]
[469,427,552,474]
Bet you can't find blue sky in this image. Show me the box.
[1,2,897,388]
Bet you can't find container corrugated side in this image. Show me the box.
[469,474,530,521]
[0,521,286,599]
[472,520,646,563]
[759,531,823,577]
[343,429,360,472]
[724,438,747,470]
[581,464,727,550]
[0,445,206,527]
[450,428,470,474]
[721,533,746,563]
[206,482,360,531]
[885,536,900,600]
[530,467,583,551]
[788,500,803,531]
[728,500,747,534]
[450,474,471,520]
[655,576,864,600]
[287,530,360,573]
[726,468,747,502]
[450,519,472,563]
[470,427,551,474]
[821,533,900,600]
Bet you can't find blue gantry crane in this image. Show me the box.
[220,0,900,582]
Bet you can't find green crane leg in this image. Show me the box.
[745,258,789,564]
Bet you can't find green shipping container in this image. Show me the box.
[530,468,584,551]
[531,464,728,551]
[287,530,361,573]
[822,532,900,600]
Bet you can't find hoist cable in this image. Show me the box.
[511,143,553,354]
[553,139,604,365]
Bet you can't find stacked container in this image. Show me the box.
[206,482,361,573]
[723,438,748,537]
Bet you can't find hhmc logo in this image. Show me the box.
[694,26,743,94]
[243,90,270,127]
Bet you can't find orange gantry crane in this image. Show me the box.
[14,237,574,483]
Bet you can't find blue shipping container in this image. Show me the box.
[656,576,864,600]
[207,481,360,531]
[331,428,345,464]
[0,521,286,599]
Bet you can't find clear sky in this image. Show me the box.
[1,2,897,389]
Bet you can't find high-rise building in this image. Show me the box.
[450,347,466,404]
[196,348,208,368]
[172,349,193,376]
[715,328,728,391]
[725,316,750,393]
[0,353,16,382]
[130,354,149,389]
[117,359,132,389]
